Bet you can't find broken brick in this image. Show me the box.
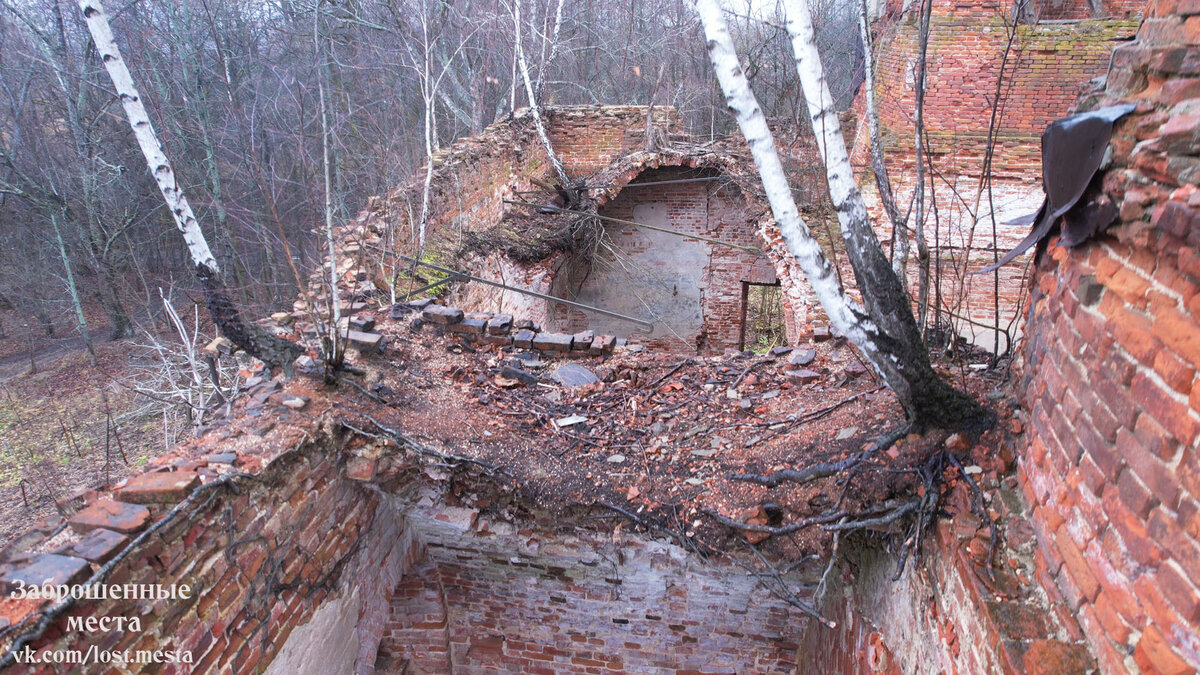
[116,471,201,504]
[62,529,129,565]
[421,305,464,325]
[68,500,151,534]
[2,554,90,590]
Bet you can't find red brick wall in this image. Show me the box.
[870,14,1138,174]
[849,0,1142,351]
[547,106,685,176]
[4,432,420,675]
[378,507,805,674]
[802,478,1097,675]
[549,167,778,353]
[1014,2,1200,671]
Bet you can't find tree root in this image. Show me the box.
[729,424,909,487]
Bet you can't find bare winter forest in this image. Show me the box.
[2,0,1198,671]
[0,0,860,344]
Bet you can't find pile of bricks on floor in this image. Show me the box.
[401,300,635,357]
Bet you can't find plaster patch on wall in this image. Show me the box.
[266,587,364,675]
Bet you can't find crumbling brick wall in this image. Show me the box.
[335,106,831,355]
[854,0,1141,349]
[1014,2,1200,671]
[377,506,805,674]
[549,166,779,353]
[1,426,420,675]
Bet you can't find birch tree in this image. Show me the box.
[512,0,573,195]
[694,0,985,430]
[77,0,301,370]
[857,0,908,283]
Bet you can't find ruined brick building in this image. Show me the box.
[853,0,1144,351]
[342,105,828,354]
[1,0,1200,672]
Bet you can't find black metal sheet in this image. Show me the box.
[980,103,1136,274]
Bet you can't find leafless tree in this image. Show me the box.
[696,0,987,431]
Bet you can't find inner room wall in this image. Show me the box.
[547,167,778,353]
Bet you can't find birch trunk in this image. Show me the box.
[857,0,907,284]
[534,0,565,102]
[912,0,934,330]
[78,0,217,274]
[315,2,344,376]
[78,0,301,371]
[51,211,96,365]
[697,0,984,428]
[514,1,573,194]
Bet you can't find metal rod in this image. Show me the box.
[504,199,762,253]
[383,249,656,333]
[402,274,463,299]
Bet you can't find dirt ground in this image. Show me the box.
[0,301,1018,566]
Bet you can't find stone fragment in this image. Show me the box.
[421,305,464,324]
[206,453,238,465]
[3,554,90,590]
[606,454,626,463]
[116,471,201,504]
[812,325,832,342]
[551,363,599,388]
[514,319,535,330]
[836,426,860,441]
[203,336,235,356]
[346,456,376,482]
[945,432,970,452]
[349,315,376,332]
[589,335,617,355]
[483,334,513,347]
[786,369,821,384]
[532,332,573,352]
[769,346,793,357]
[845,362,869,378]
[555,415,588,427]
[69,500,151,534]
[513,329,536,349]
[281,396,309,410]
[789,349,816,366]
[514,352,544,368]
[339,301,368,315]
[62,529,128,564]
[499,365,538,385]
[447,317,487,335]
[432,507,479,532]
[571,331,595,351]
[270,312,294,326]
[486,314,513,335]
[346,330,384,353]
[391,299,432,318]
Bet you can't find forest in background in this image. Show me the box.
[0,0,863,346]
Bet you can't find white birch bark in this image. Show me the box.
[698,0,984,427]
[77,0,218,275]
[534,0,565,101]
[692,0,876,353]
[912,0,934,328]
[857,0,908,285]
[780,0,877,259]
[514,1,572,190]
[315,2,343,365]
